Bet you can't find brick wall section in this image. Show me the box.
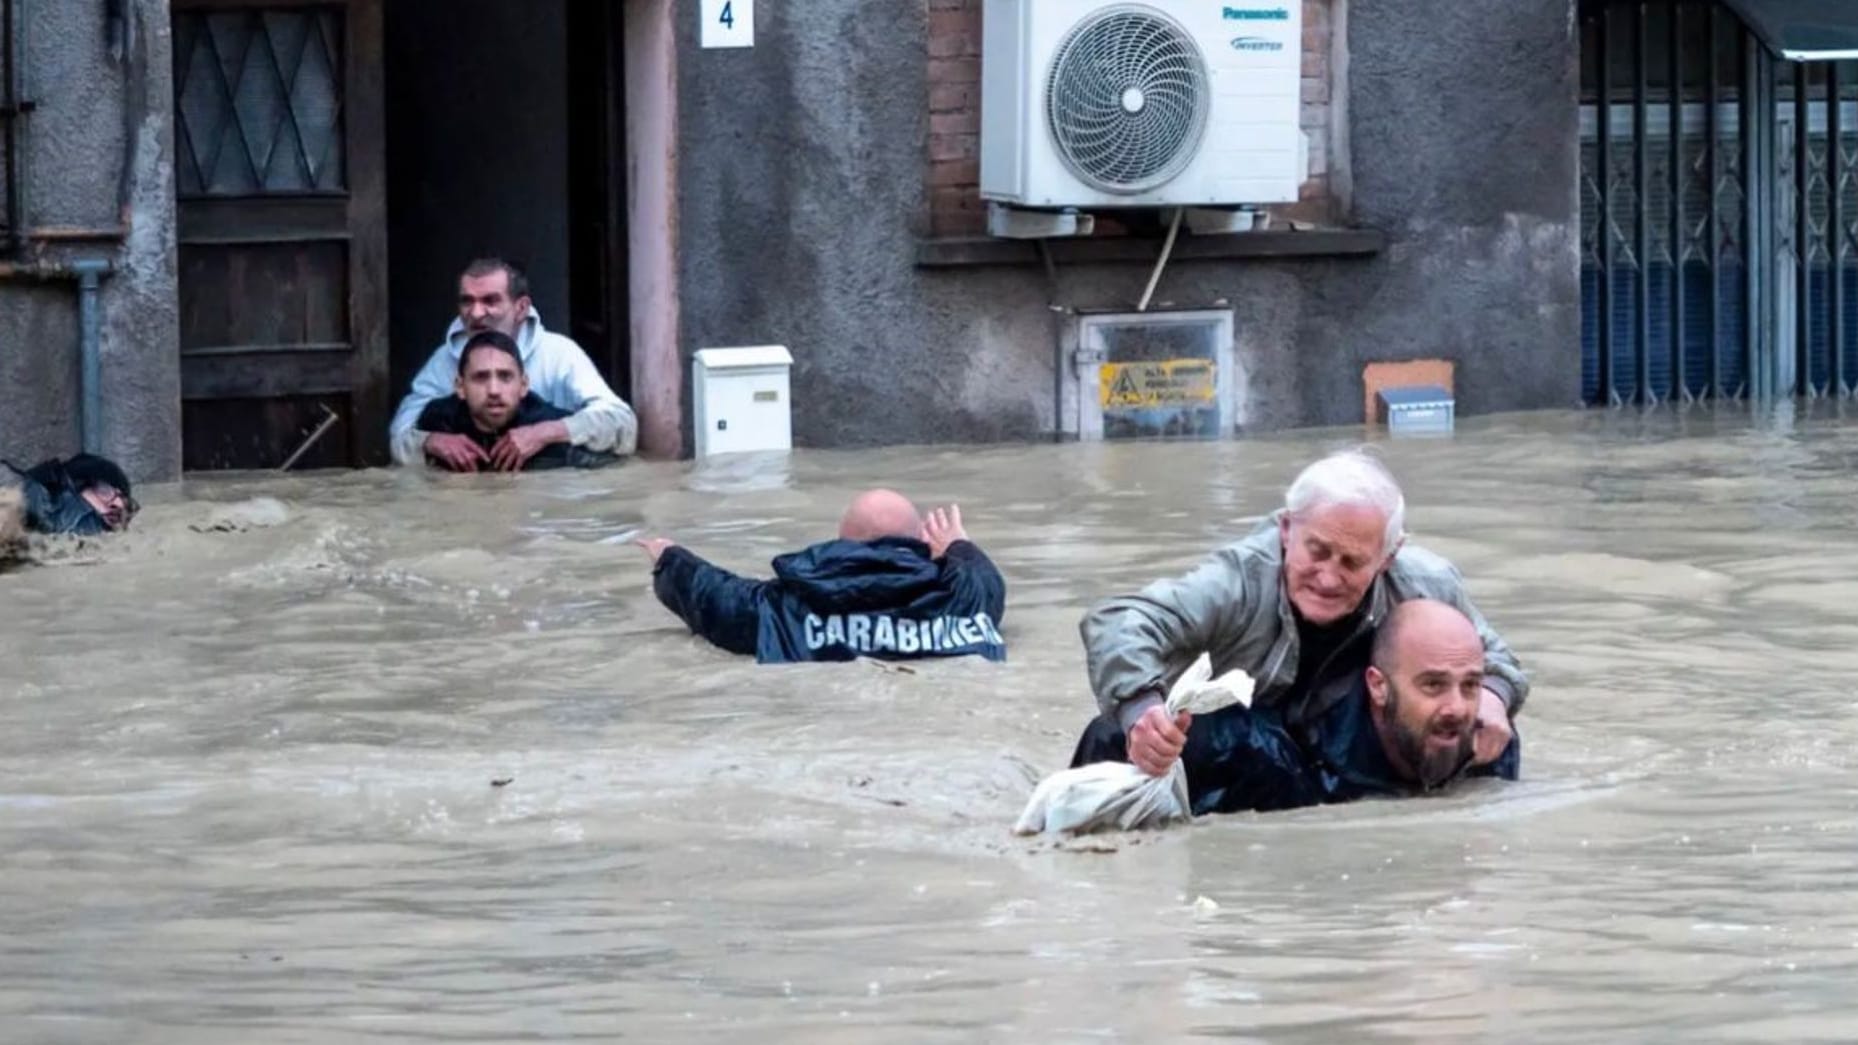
[927,0,986,237]
[925,0,1338,238]
[1286,0,1334,225]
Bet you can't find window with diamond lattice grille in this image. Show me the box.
[174,9,345,197]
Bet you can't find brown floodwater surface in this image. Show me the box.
[4,407,1858,1042]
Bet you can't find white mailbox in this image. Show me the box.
[692,345,794,457]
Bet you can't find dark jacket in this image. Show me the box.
[1070,620,1520,815]
[1,456,122,536]
[652,537,1008,663]
[1183,680,1521,815]
[415,392,618,470]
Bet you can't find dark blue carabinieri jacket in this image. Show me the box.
[651,536,1008,663]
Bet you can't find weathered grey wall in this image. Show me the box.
[1319,0,1582,421]
[673,0,1580,450]
[385,0,571,395]
[0,0,179,481]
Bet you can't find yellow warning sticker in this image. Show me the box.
[1100,359,1217,409]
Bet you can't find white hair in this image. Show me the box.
[1283,449,1406,555]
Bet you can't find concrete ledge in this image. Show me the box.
[914,228,1387,268]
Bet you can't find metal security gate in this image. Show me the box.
[1581,0,1858,403]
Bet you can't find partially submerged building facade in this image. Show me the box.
[0,0,1846,481]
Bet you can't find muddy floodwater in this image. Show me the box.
[4,408,1858,1042]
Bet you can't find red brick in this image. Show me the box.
[1300,75,1328,104]
[923,0,1001,239]
[928,158,979,186]
[931,196,987,236]
[928,132,977,162]
[930,110,979,135]
[927,57,980,85]
[928,32,978,58]
[931,186,982,214]
[928,8,980,35]
[929,83,978,113]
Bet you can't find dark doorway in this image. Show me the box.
[567,0,632,402]
[383,0,629,413]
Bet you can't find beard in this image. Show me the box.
[1384,683,1474,789]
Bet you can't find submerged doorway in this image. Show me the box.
[172,0,678,468]
[383,0,630,414]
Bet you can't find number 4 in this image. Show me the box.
[720,1,734,29]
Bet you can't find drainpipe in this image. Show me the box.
[0,0,130,457]
[2,0,33,258]
[72,258,109,452]
[1036,240,1071,442]
[0,258,116,452]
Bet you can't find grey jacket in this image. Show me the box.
[1081,512,1528,727]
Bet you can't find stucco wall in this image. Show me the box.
[671,0,1580,450]
[0,0,180,481]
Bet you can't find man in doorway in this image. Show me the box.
[1071,598,1520,813]
[1079,449,1528,778]
[389,257,637,470]
[636,491,1008,663]
[414,331,619,471]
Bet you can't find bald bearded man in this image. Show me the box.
[636,490,1008,663]
[1071,598,1520,814]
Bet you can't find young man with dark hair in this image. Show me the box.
[414,331,618,472]
[389,258,637,470]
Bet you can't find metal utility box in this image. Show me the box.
[1377,384,1455,437]
[693,345,794,457]
[1072,310,1238,441]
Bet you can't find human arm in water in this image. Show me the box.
[638,538,768,656]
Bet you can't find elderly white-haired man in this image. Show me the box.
[1077,448,1527,778]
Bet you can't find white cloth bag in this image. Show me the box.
[1014,654,1254,835]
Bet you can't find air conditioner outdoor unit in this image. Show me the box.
[980,1,1304,210]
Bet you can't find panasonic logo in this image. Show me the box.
[1223,6,1290,20]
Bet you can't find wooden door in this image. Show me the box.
[172,0,387,469]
